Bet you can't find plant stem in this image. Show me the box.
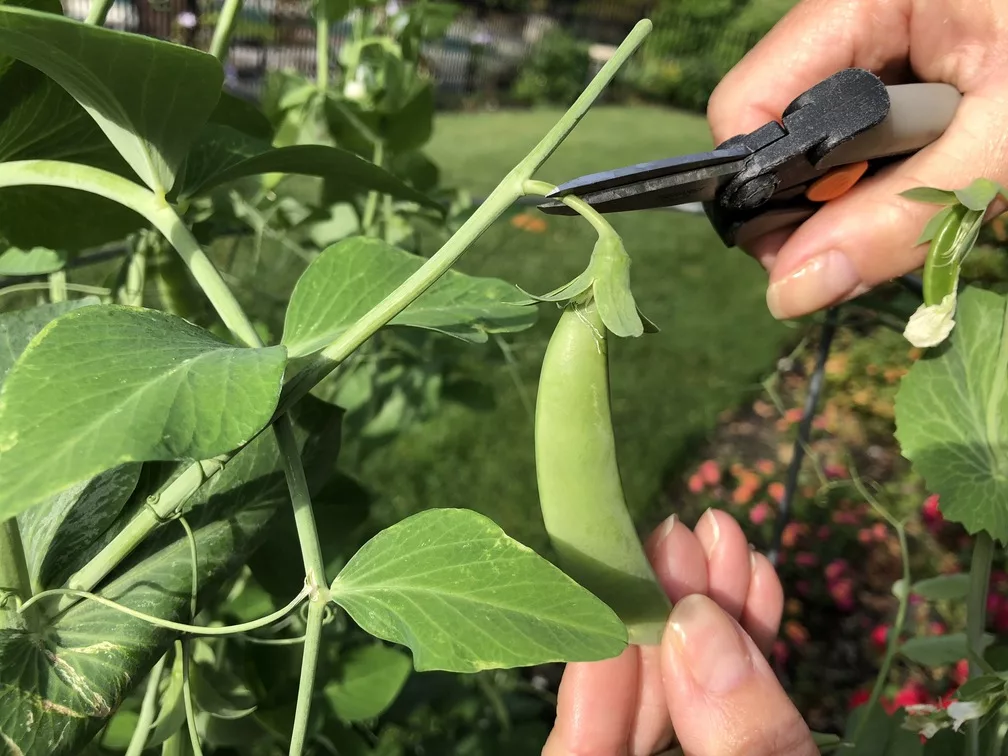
[0,518,35,631]
[275,418,326,592]
[362,141,386,234]
[125,653,168,756]
[22,585,310,635]
[289,600,325,756]
[117,244,147,307]
[968,532,995,755]
[316,0,330,91]
[48,269,67,303]
[275,20,652,413]
[180,641,205,756]
[209,0,245,61]
[0,282,109,302]
[61,455,228,607]
[84,0,115,25]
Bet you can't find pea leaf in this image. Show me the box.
[0,296,98,383]
[899,632,993,667]
[0,432,288,756]
[0,245,64,275]
[324,644,412,722]
[282,237,537,358]
[895,287,1008,540]
[18,463,141,590]
[0,305,287,523]
[916,205,955,246]
[0,5,223,192]
[909,574,972,602]
[954,178,1007,212]
[329,508,628,673]
[177,124,440,209]
[902,187,959,205]
[190,662,258,720]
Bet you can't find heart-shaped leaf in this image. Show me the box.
[0,5,223,192]
[0,305,287,523]
[282,237,537,358]
[324,644,411,722]
[895,287,1008,540]
[329,508,628,673]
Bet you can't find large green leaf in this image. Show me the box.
[177,124,440,209]
[17,464,140,590]
[895,287,1008,540]
[898,632,993,667]
[0,431,288,756]
[0,5,223,192]
[282,237,537,358]
[324,644,412,722]
[0,296,98,383]
[329,508,628,673]
[0,305,287,523]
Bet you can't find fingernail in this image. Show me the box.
[667,595,755,695]
[766,250,864,319]
[656,514,678,545]
[698,508,720,559]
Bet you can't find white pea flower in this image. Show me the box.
[344,78,367,101]
[947,700,989,732]
[904,291,957,348]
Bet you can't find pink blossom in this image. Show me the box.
[795,552,818,568]
[825,559,848,582]
[922,494,942,525]
[749,501,771,525]
[817,525,831,541]
[698,460,721,486]
[687,473,704,494]
[870,624,889,651]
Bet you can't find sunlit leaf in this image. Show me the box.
[330,508,628,673]
[324,644,411,722]
[0,305,287,522]
[0,5,223,191]
[895,287,1008,540]
[0,296,98,383]
[282,237,537,358]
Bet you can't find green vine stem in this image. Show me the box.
[84,0,115,25]
[0,518,36,631]
[275,418,326,594]
[289,601,326,756]
[967,531,995,755]
[208,0,245,62]
[48,269,67,303]
[522,179,613,237]
[316,0,330,91]
[180,640,205,756]
[362,141,386,233]
[276,19,653,415]
[849,472,911,748]
[20,584,310,635]
[125,653,168,756]
[52,16,653,614]
[117,241,147,307]
[0,282,109,302]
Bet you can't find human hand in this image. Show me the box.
[706,0,1008,320]
[542,509,817,756]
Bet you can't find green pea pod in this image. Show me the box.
[535,298,671,645]
[923,203,971,306]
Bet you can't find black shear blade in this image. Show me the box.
[538,144,751,216]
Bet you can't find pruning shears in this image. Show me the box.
[537,68,962,248]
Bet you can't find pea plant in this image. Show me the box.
[0,0,675,752]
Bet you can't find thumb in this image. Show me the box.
[661,595,816,756]
[763,90,1008,319]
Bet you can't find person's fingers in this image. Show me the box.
[543,647,639,756]
[765,91,1008,318]
[662,595,818,756]
[693,510,752,621]
[629,516,711,755]
[740,552,785,657]
[707,0,915,144]
[629,647,675,756]
[644,515,709,601]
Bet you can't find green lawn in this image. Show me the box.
[358,106,796,552]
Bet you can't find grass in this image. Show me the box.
[357,105,798,552]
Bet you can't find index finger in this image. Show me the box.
[707,0,914,144]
